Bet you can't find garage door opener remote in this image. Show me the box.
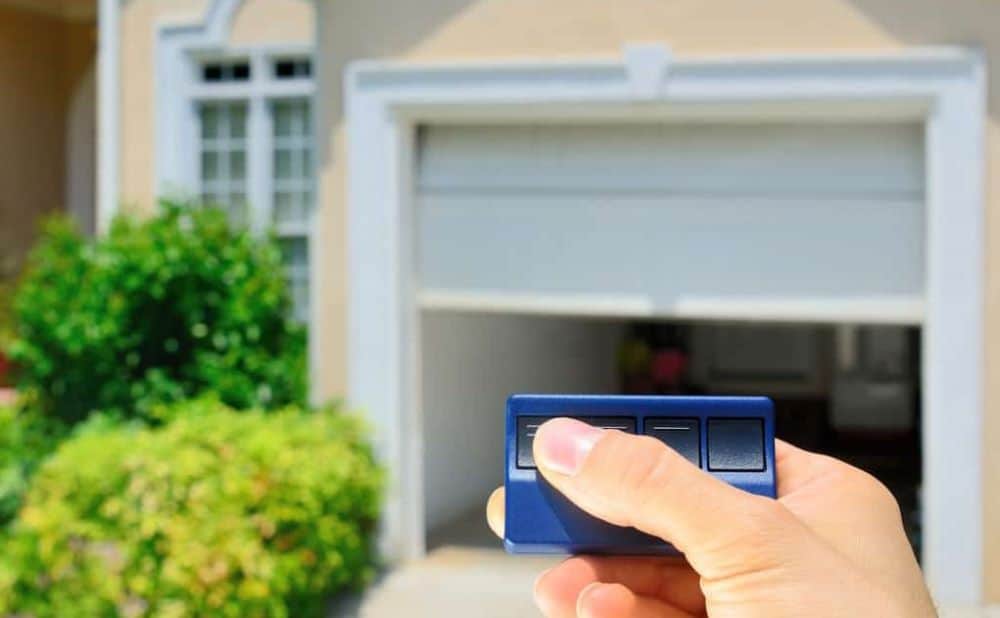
[504,394,776,555]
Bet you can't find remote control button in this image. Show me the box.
[516,416,546,468]
[516,416,636,468]
[644,418,700,466]
[576,416,637,434]
[707,418,765,471]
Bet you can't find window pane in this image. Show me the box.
[290,276,309,323]
[230,151,246,180]
[227,194,247,227]
[232,62,251,81]
[201,151,220,181]
[279,238,308,268]
[203,64,223,82]
[274,148,294,179]
[300,102,311,134]
[229,103,247,139]
[275,59,312,80]
[274,103,293,138]
[274,191,295,224]
[275,60,296,79]
[201,106,220,139]
[303,190,314,216]
[303,149,313,176]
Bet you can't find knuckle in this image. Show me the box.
[836,464,903,519]
[862,473,903,519]
[609,436,680,515]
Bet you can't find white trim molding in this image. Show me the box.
[345,45,986,604]
[96,0,120,234]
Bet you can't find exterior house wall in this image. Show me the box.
[314,0,1000,599]
[120,0,212,214]
[228,0,312,46]
[118,0,313,213]
[0,5,94,271]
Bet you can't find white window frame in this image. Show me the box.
[162,44,314,235]
[156,0,317,322]
[345,45,986,605]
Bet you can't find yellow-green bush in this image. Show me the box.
[0,397,65,527]
[0,399,383,617]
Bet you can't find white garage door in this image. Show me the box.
[417,122,924,322]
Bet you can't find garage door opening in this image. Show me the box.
[421,311,922,556]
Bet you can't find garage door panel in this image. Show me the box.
[420,195,923,300]
[419,123,923,197]
[417,123,924,318]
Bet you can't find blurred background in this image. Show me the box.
[0,0,998,616]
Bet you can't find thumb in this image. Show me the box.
[533,417,800,574]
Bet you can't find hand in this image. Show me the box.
[485,417,936,617]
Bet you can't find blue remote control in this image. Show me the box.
[504,394,776,555]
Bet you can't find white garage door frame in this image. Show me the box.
[345,45,985,604]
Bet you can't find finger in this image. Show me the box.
[774,439,837,497]
[577,582,694,618]
[533,418,801,574]
[486,486,505,538]
[534,556,704,616]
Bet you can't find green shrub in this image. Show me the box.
[0,398,383,617]
[0,396,65,527]
[0,272,14,388]
[8,201,306,423]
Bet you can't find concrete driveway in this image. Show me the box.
[327,507,559,617]
[347,548,999,618]
[359,547,558,617]
[336,508,999,617]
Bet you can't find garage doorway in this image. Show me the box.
[416,118,924,550]
[421,314,923,556]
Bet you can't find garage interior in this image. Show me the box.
[421,313,923,557]
[414,119,925,557]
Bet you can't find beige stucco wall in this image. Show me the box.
[118,0,313,213]
[313,0,1000,600]
[120,0,208,213]
[229,0,312,47]
[0,6,94,274]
